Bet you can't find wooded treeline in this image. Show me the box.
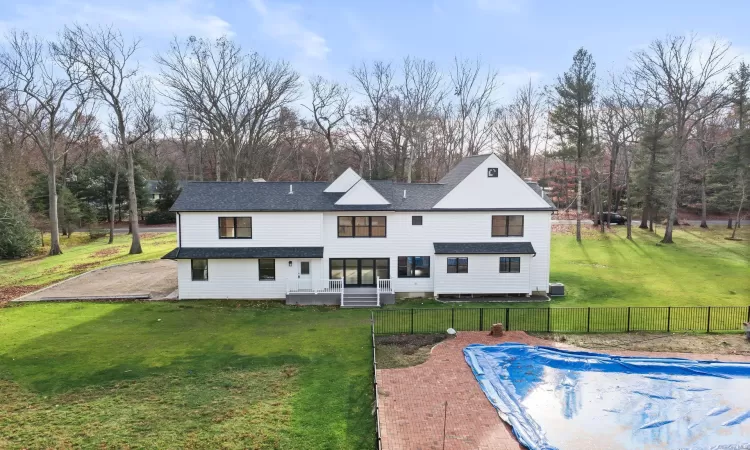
[0,26,748,258]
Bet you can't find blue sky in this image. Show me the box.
[1,0,748,102]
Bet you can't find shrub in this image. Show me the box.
[0,186,38,258]
[145,210,176,225]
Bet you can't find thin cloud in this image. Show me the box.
[248,0,330,60]
[0,0,232,39]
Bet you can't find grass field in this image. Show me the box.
[0,301,374,449]
[0,232,176,301]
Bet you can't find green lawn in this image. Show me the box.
[0,301,374,449]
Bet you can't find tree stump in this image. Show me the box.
[489,323,504,336]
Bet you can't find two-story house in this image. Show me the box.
[163,153,556,307]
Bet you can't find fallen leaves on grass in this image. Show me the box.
[89,247,122,258]
[0,284,49,304]
[70,262,100,273]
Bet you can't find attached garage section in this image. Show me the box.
[432,242,536,297]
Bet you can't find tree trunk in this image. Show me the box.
[327,133,335,181]
[125,148,142,254]
[700,176,708,228]
[108,160,119,244]
[728,218,733,229]
[47,159,62,255]
[215,146,222,181]
[60,154,68,237]
[625,166,632,240]
[606,149,615,228]
[599,183,605,233]
[639,206,649,229]
[661,137,683,244]
[575,159,582,242]
[731,183,745,240]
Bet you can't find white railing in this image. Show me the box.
[378,278,392,293]
[287,278,344,295]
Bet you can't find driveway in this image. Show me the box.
[18,260,177,301]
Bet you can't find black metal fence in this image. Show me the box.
[373,306,750,335]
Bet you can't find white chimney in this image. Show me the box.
[403,189,407,199]
[289,184,294,194]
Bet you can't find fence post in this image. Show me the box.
[479,308,484,331]
[547,308,551,333]
[747,305,749,323]
[667,307,671,333]
[410,309,414,335]
[505,308,510,331]
[706,306,711,334]
[627,307,631,332]
[586,307,591,333]
[451,308,455,329]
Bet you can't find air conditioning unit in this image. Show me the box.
[548,283,565,297]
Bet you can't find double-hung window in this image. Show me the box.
[447,257,468,274]
[491,215,524,237]
[499,257,521,273]
[259,259,275,281]
[337,216,387,237]
[398,256,430,278]
[219,217,252,238]
[191,259,208,281]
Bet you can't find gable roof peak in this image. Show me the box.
[324,167,362,193]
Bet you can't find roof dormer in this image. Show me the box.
[334,179,391,206]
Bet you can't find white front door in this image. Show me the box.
[298,261,312,291]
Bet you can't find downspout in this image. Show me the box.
[176,212,182,257]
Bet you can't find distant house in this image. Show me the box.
[163,153,556,307]
[146,180,186,202]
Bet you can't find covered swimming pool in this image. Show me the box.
[464,343,750,450]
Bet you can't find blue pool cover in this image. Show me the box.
[464,343,750,450]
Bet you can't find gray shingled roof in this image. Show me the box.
[170,153,556,212]
[433,242,536,255]
[163,247,324,259]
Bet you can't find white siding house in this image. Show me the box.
[165,153,555,306]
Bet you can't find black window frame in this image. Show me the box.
[491,215,524,237]
[258,258,276,281]
[397,256,431,278]
[337,216,387,238]
[191,259,208,281]
[218,216,253,239]
[499,257,521,273]
[412,215,423,226]
[300,261,310,275]
[447,257,468,274]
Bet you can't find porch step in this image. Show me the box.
[341,294,379,308]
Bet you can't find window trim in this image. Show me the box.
[337,216,387,238]
[397,256,431,278]
[491,215,524,237]
[300,261,310,275]
[499,257,521,273]
[411,215,423,226]
[191,259,208,281]
[218,216,253,239]
[447,257,468,274]
[258,258,276,281]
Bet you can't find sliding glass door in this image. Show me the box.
[329,258,390,287]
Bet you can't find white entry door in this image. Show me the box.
[298,261,312,291]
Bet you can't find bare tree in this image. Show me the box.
[349,61,393,178]
[304,76,350,180]
[158,36,300,181]
[0,30,91,255]
[493,80,546,177]
[451,58,498,156]
[58,25,157,254]
[631,35,732,243]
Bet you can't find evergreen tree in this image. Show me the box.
[155,166,181,212]
[632,107,671,231]
[550,48,597,241]
[0,181,38,258]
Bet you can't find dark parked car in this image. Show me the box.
[596,212,627,225]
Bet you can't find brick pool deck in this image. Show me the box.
[376,331,750,450]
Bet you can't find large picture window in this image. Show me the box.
[259,259,275,280]
[191,259,208,281]
[337,216,387,237]
[447,257,468,274]
[219,217,252,238]
[491,215,524,237]
[398,256,430,278]
[499,257,521,273]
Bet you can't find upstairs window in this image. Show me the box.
[412,216,423,225]
[447,257,468,274]
[398,256,430,278]
[491,215,524,237]
[259,259,276,281]
[338,216,387,237]
[219,217,252,238]
[191,259,208,281]
[499,257,521,273]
